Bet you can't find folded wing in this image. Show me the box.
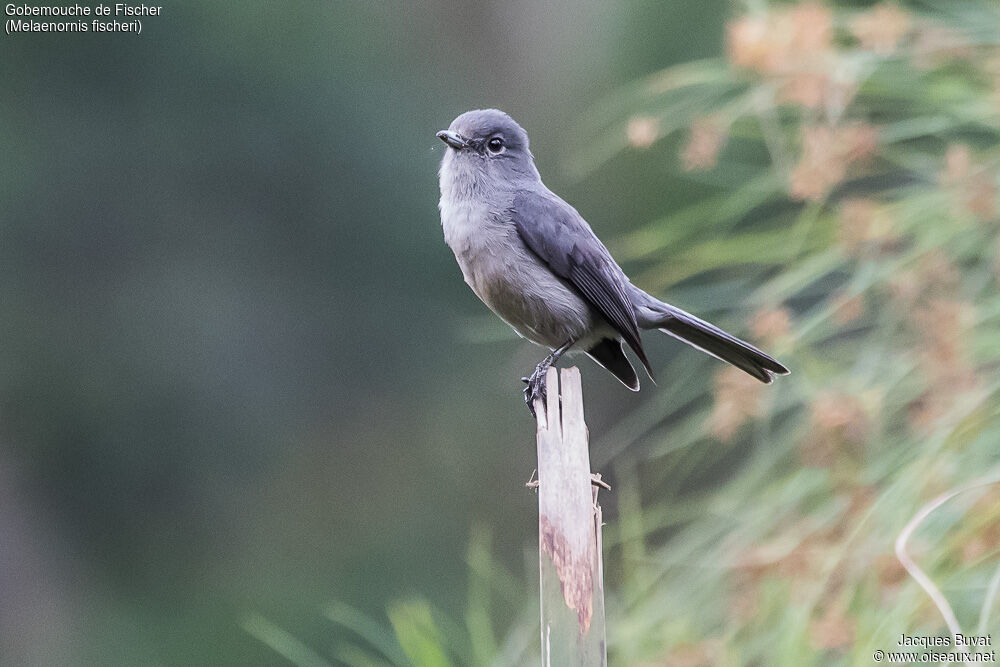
[510,190,653,378]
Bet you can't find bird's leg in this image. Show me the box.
[522,339,575,416]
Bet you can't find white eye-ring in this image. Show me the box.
[486,137,504,153]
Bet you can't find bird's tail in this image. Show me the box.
[628,284,790,383]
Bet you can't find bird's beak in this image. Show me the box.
[437,130,468,150]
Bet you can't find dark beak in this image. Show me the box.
[436,130,468,150]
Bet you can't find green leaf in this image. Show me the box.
[387,600,454,667]
[242,614,335,667]
[325,601,410,666]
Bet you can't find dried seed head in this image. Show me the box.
[750,307,793,344]
[709,367,766,441]
[851,3,910,55]
[627,115,659,149]
[681,117,727,171]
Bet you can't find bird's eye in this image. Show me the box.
[487,137,504,153]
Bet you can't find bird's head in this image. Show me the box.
[437,109,539,192]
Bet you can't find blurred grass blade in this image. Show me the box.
[333,643,397,667]
[241,613,335,667]
[978,562,1000,637]
[616,173,782,261]
[387,600,455,667]
[325,600,410,666]
[464,526,498,665]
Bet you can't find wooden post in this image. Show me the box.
[533,366,606,666]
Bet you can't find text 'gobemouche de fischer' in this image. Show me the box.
[5,4,163,33]
[5,4,162,17]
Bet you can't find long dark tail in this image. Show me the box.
[628,285,790,383]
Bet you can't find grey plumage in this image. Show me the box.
[437,109,788,411]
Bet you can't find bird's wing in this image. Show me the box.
[510,190,652,377]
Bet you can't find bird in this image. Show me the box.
[436,109,789,414]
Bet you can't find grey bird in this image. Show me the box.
[437,109,789,414]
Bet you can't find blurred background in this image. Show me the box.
[2,1,1000,665]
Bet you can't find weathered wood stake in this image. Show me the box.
[533,366,606,666]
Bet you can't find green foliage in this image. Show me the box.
[588,1,1000,664]
[242,614,336,667]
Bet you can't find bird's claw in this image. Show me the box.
[523,368,548,417]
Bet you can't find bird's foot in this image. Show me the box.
[522,366,549,417]
[521,341,575,418]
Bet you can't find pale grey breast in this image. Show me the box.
[438,192,596,349]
